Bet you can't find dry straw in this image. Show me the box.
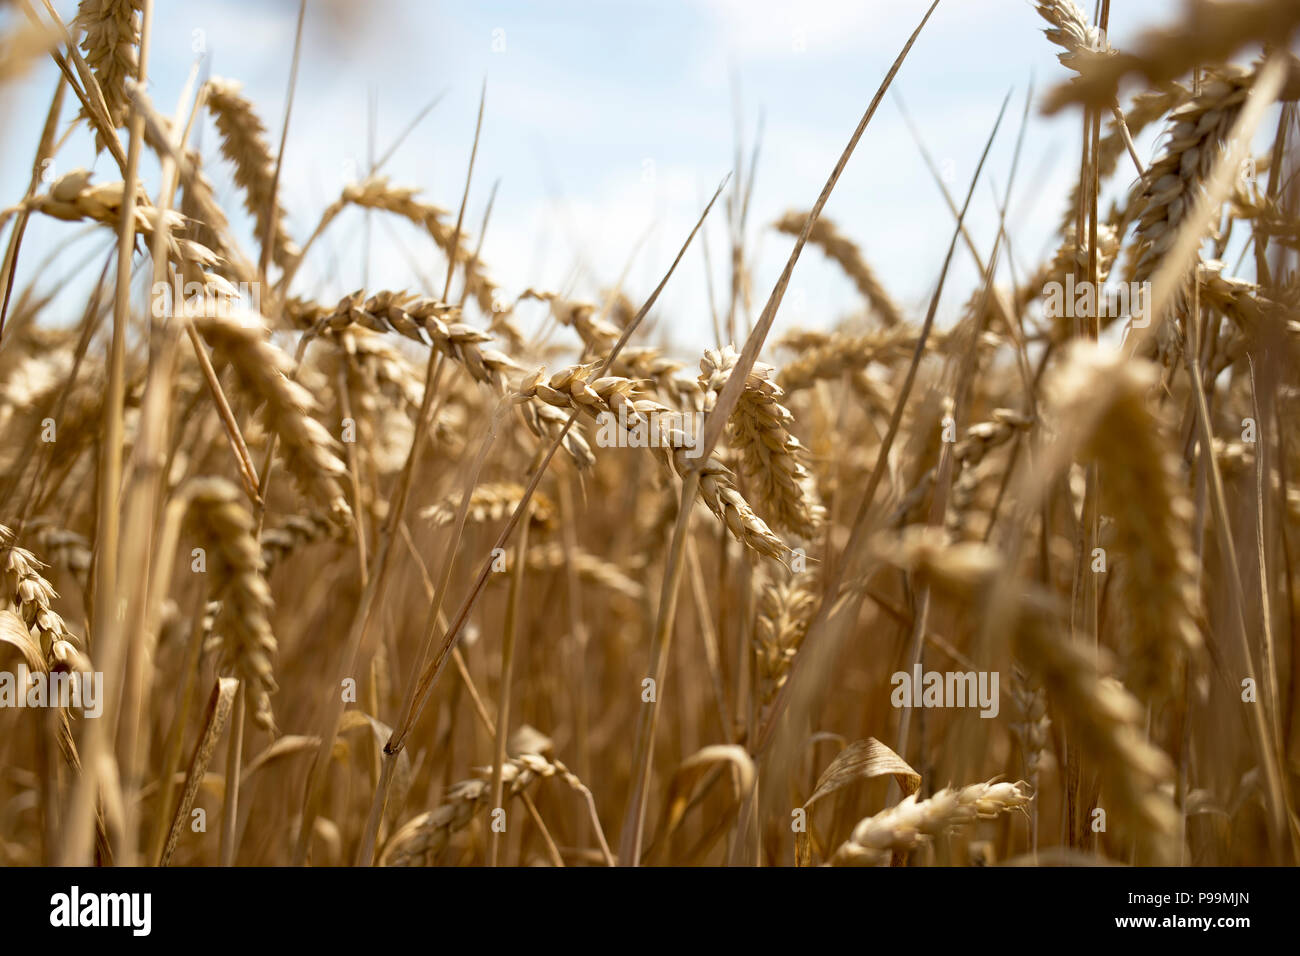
[3,0,1296,870]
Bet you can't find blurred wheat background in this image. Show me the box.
[0,0,1297,867]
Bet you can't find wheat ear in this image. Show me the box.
[773,211,903,327]
[340,175,500,316]
[203,77,299,269]
[192,311,351,523]
[753,568,817,723]
[182,478,277,731]
[829,780,1032,866]
[1048,342,1201,703]
[73,0,142,134]
[515,363,788,560]
[700,345,823,539]
[0,524,81,661]
[379,753,577,866]
[421,482,557,531]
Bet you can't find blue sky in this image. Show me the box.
[4,0,1197,349]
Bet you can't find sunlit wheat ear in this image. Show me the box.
[829,780,1032,866]
[203,77,300,270]
[1035,0,1110,72]
[772,211,903,327]
[420,482,556,531]
[29,169,236,298]
[1047,341,1201,704]
[288,290,519,394]
[73,0,142,136]
[183,478,277,732]
[700,345,824,539]
[515,364,788,560]
[340,175,500,315]
[0,525,81,660]
[1123,65,1258,346]
[1042,0,1300,113]
[191,311,351,524]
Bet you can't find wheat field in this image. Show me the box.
[0,0,1298,868]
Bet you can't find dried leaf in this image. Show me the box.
[796,737,920,866]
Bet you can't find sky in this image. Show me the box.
[2,0,1199,352]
